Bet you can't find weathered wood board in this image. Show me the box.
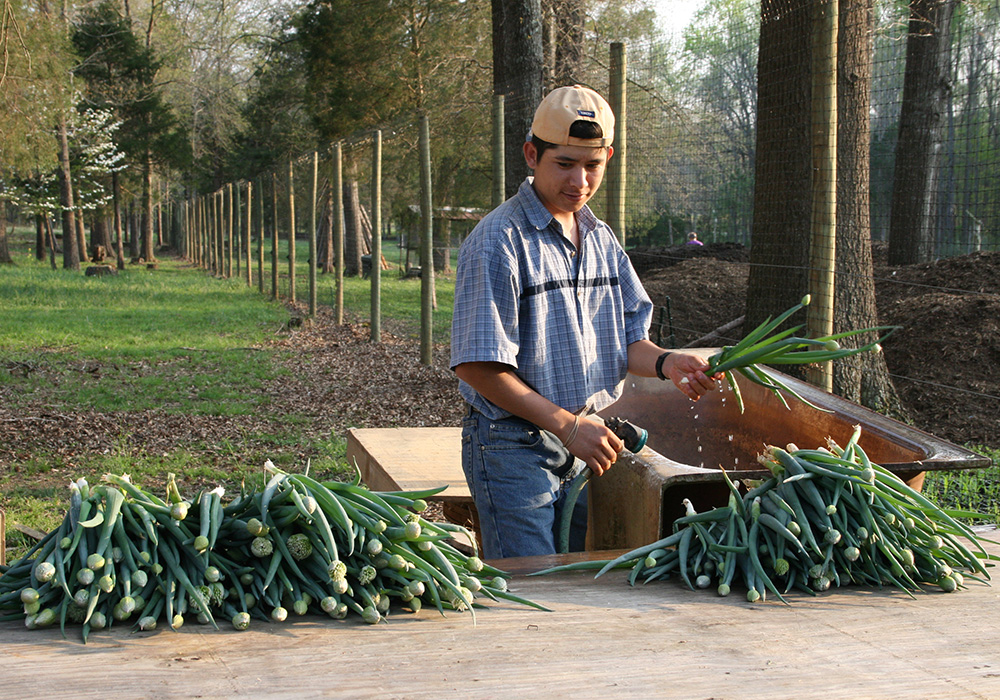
[347,427,469,502]
[3,537,1000,699]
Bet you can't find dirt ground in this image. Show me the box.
[1,242,997,481]
[636,241,1000,450]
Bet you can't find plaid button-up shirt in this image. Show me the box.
[450,178,652,420]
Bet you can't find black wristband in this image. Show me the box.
[655,351,672,381]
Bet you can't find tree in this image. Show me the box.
[745,0,813,337]
[492,0,544,199]
[887,0,957,265]
[833,0,904,417]
[747,0,902,415]
[680,0,759,242]
[543,0,585,87]
[72,0,189,264]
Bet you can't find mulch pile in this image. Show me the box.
[638,242,1000,449]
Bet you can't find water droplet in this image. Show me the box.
[694,414,699,420]
[697,445,703,452]
[728,435,734,442]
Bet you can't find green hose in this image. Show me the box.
[558,467,592,554]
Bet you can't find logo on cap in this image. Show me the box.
[577,110,596,118]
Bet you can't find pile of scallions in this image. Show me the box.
[540,427,997,602]
[0,462,545,642]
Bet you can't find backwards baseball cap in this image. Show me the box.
[529,85,615,148]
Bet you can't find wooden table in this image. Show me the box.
[3,540,1000,699]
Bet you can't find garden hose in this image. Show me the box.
[558,417,648,553]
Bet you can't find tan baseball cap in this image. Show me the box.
[530,85,614,148]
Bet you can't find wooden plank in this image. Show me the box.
[3,538,1000,699]
[346,427,469,503]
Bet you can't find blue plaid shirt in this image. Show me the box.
[451,178,653,420]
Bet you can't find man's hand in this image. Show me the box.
[665,352,721,401]
[565,418,623,477]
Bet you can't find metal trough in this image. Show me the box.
[589,358,989,551]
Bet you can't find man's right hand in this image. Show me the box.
[565,417,623,476]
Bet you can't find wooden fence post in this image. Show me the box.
[309,151,318,316]
[419,114,434,366]
[371,130,382,343]
[287,159,296,303]
[333,142,345,324]
[493,94,505,209]
[806,0,838,393]
[271,172,279,299]
[608,41,627,246]
[245,181,253,288]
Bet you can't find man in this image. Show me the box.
[686,231,704,246]
[450,85,719,559]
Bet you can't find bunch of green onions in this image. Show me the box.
[541,427,996,602]
[707,295,897,413]
[0,464,545,643]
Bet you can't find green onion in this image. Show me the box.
[706,297,898,413]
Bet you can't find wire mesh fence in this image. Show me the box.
[176,0,1000,359]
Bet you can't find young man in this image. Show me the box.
[451,85,718,559]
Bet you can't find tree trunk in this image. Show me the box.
[129,204,141,262]
[744,0,813,358]
[320,186,334,274]
[57,115,80,271]
[833,0,906,419]
[0,202,12,264]
[113,171,126,270]
[343,180,363,277]
[492,0,544,199]
[76,210,89,263]
[433,217,452,273]
[35,214,46,260]
[45,215,58,269]
[91,208,112,261]
[142,150,156,262]
[545,0,584,86]
[887,0,956,265]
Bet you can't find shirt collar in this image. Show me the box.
[519,177,599,237]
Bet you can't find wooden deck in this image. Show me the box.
[3,537,1000,699]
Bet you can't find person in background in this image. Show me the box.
[686,231,704,246]
[450,85,720,559]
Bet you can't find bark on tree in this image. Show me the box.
[343,180,363,277]
[57,115,80,271]
[35,215,46,261]
[113,171,126,270]
[833,0,906,419]
[543,0,584,88]
[745,0,813,353]
[0,202,12,264]
[319,185,335,274]
[76,210,89,263]
[492,0,545,199]
[142,150,156,262]
[887,0,956,265]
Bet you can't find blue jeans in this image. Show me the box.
[461,407,589,559]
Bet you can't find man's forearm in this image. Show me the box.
[454,362,576,438]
